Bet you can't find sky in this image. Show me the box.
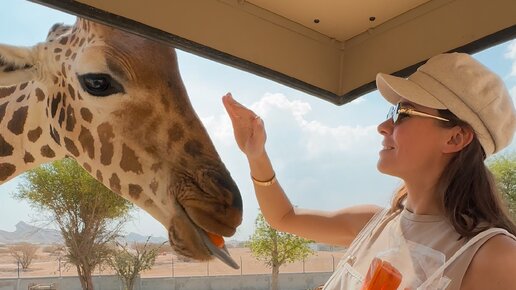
[0,0,515,241]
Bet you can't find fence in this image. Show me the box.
[0,249,345,279]
[0,272,333,290]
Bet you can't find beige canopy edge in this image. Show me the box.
[29,0,516,106]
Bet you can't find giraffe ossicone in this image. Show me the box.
[0,18,242,268]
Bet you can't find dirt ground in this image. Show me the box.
[0,246,346,278]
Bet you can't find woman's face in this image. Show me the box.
[377,99,451,179]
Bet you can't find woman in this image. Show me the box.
[222,53,516,289]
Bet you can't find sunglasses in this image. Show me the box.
[387,102,450,124]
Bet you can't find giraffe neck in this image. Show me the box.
[0,82,65,183]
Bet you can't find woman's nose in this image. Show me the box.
[377,119,393,136]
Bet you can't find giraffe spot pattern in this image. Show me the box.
[58,108,65,128]
[184,140,203,157]
[97,122,114,165]
[65,105,76,132]
[144,199,154,208]
[128,184,142,200]
[0,103,8,123]
[53,48,62,53]
[0,135,14,157]
[27,127,42,142]
[51,93,61,118]
[151,162,162,172]
[109,173,121,194]
[35,88,45,102]
[49,125,60,145]
[150,179,159,195]
[168,124,184,144]
[23,152,35,163]
[78,126,95,159]
[96,170,103,183]
[59,36,68,45]
[83,162,91,173]
[16,95,25,102]
[0,87,16,99]
[7,106,29,135]
[0,163,16,181]
[120,144,143,174]
[64,137,79,157]
[19,83,28,90]
[40,145,56,158]
[67,84,75,100]
[80,107,93,123]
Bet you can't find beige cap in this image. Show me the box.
[376,52,516,157]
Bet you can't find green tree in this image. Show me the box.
[107,238,164,290]
[248,213,314,290]
[488,152,516,218]
[14,158,133,290]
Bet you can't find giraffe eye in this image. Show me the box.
[78,73,124,97]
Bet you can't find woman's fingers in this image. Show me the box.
[222,93,256,121]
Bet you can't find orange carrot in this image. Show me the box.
[361,258,402,290]
[206,232,225,248]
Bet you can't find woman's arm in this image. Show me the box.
[461,234,516,290]
[223,93,381,246]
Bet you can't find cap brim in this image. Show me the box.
[376,73,446,110]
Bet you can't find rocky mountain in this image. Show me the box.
[0,222,167,245]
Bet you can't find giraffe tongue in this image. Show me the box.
[198,229,239,269]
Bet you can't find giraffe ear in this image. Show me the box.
[0,44,39,87]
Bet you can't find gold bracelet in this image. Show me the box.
[251,173,277,186]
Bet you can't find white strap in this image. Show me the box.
[418,227,513,288]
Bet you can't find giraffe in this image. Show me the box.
[0,18,242,268]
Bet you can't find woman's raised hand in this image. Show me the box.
[222,93,266,160]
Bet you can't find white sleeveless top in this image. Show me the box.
[323,208,515,290]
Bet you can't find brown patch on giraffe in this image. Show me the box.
[168,123,184,144]
[83,162,92,173]
[23,152,35,163]
[79,38,85,47]
[150,179,159,195]
[109,173,121,194]
[65,49,72,57]
[120,144,143,174]
[0,163,16,181]
[61,63,67,79]
[58,108,65,128]
[0,135,14,157]
[80,107,92,123]
[55,54,61,61]
[16,95,25,102]
[35,88,45,102]
[78,126,95,159]
[65,105,76,132]
[128,184,142,200]
[96,170,103,183]
[49,126,60,145]
[7,106,29,135]
[144,199,154,208]
[28,127,42,142]
[53,48,62,53]
[67,84,75,100]
[0,87,16,99]
[19,83,28,90]
[151,162,162,172]
[0,102,8,123]
[64,137,80,157]
[40,145,56,158]
[97,122,114,165]
[184,140,203,157]
[160,94,170,112]
[71,53,77,61]
[51,92,62,118]
[59,36,68,45]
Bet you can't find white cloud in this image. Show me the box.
[505,40,516,78]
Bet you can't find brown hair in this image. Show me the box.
[389,110,516,238]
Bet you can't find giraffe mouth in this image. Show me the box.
[197,228,239,269]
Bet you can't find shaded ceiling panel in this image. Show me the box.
[30,0,516,105]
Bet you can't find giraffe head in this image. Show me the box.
[0,19,242,267]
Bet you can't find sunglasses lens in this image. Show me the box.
[387,106,398,123]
